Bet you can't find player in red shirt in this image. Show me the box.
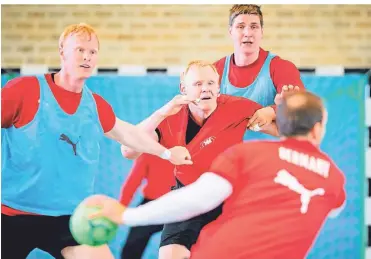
[1,23,191,259]
[119,153,176,259]
[114,60,279,259]
[215,4,305,131]
[86,91,346,259]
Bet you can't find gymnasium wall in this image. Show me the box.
[1,4,371,68]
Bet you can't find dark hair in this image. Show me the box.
[276,91,324,137]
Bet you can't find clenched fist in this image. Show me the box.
[168,146,193,165]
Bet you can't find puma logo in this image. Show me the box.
[59,134,80,156]
[274,169,325,214]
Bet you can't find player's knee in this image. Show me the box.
[159,244,191,259]
[61,244,114,259]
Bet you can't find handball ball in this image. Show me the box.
[69,204,118,246]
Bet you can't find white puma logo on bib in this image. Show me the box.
[274,169,325,214]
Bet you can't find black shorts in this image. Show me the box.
[159,179,223,251]
[1,213,79,259]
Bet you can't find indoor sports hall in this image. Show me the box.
[1,4,371,259]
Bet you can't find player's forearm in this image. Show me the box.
[120,131,159,159]
[106,118,168,159]
[120,125,167,158]
[137,110,167,134]
[120,110,166,159]
[122,173,232,226]
[120,146,142,160]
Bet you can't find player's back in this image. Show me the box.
[192,138,345,259]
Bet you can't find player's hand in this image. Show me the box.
[274,85,301,105]
[158,95,199,117]
[168,146,193,165]
[86,194,126,225]
[247,107,275,132]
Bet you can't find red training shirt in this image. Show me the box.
[214,48,305,93]
[191,138,346,259]
[119,153,176,206]
[157,94,262,185]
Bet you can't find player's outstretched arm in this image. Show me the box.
[121,94,198,159]
[105,117,192,165]
[270,57,305,109]
[271,58,305,95]
[120,131,159,160]
[248,58,305,131]
[86,173,232,226]
[243,101,279,137]
[119,109,165,159]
